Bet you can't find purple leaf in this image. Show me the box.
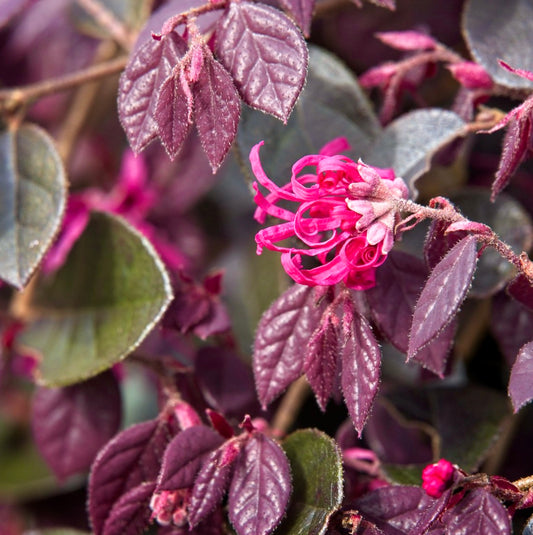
[491,291,533,365]
[341,312,381,436]
[508,340,533,412]
[195,347,258,419]
[507,274,533,311]
[253,284,328,408]
[102,481,157,535]
[410,322,455,377]
[228,433,291,535]
[367,251,427,352]
[215,0,308,122]
[304,314,340,411]
[441,489,511,535]
[424,213,468,271]
[157,426,224,491]
[89,418,173,535]
[118,32,187,153]
[194,53,240,172]
[188,444,235,526]
[355,486,448,535]
[463,0,533,90]
[492,116,532,200]
[32,370,121,481]
[155,73,193,160]
[277,0,315,37]
[408,235,478,359]
[0,0,29,29]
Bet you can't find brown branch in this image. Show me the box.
[0,56,128,114]
[271,376,311,436]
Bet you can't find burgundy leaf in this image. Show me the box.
[304,314,340,411]
[491,291,533,365]
[215,0,308,122]
[366,0,395,7]
[0,0,29,29]
[341,312,381,436]
[196,347,258,419]
[89,418,173,535]
[157,426,224,491]
[228,433,291,535]
[492,116,532,200]
[277,0,315,37]
[507,273,533,311]
[410,321,456,377]
[155,73,193,159]
[102,481,156,535]
[441,489,511,534]
[118,32,187,153]
[508,340,533,412]
[194,52,240,172]
[159,509,226,535]
[32,370,121,481]
[447,61,493,90]
[355,486,448,535]
[188,444,235,526]
[253,284,328,408]
[367,251,427,352]
[408,236,478,359]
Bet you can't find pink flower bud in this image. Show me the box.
[422,459,454,498]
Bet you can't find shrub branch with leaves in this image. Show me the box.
[3,0,533,534]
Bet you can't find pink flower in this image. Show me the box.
[251,138,409,290]
[422,459,455,498]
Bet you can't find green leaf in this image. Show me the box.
[381,463,424,486]
[385,385,511,473]
[279,429,343,535]
[0,124,66,289]
[237,46,380,182]
[20,211,173,386]
[464,0,533,90]
[365,109,465,193]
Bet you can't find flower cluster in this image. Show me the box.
[422,459,455,498]
[250,138,409,290]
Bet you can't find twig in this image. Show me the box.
[76,0,133,50]
[0,56,128,115]
[271,376,311,436]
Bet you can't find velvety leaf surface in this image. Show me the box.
[118,32,187,153]
[354,486,447,535]
[88,417,172,535]
[279,429,343,535]
[278,0,314,37]
[449,190,533,297]
[238,46,379,182]
[228,433,291,535]
[194,53,240,172]
[215,0,307,122]
[102,480,157,535]
[491,291,533,365]
[0,0,29,28]
[365,109,465,192]
[463,0,533,89]
[341,313,381,435]
[367,251,426,352]
[253,284,327,408]
[155,73,192,160]
[408,235,477,359]
[507,274,533,311]
[20,212,173,386]
[157,426,224,491]
[32,371,121,481]
[441,489,511,534]
[195,347,258,419]
[509,341,533,412]
[304,315,339,411]
[29,530,91,535]
[0,124,66,288]
[189,445,234,526]
[384,385,510,472]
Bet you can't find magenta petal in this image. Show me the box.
[319,137,351,156]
